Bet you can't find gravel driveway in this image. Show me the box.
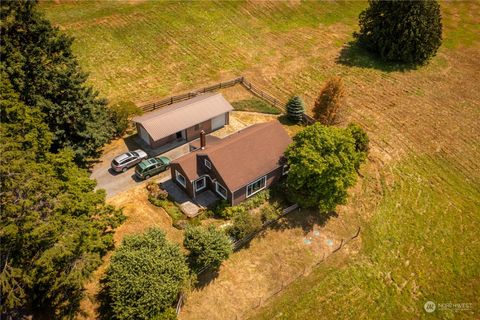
[90,136,189,198]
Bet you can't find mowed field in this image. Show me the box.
[41,1,480,319]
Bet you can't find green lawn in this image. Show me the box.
[40,1,480,319]
[41,1,366,103]
[232,98,282,114]
[252,155,480,319]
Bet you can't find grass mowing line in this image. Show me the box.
[251,154,480,319]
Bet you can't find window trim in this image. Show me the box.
[195,177,206,192]
[204,159,212,169]
[215,182,228,200]
[175,170,186,188]
[246,175,267,198]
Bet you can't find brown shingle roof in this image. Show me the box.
[172,121,292,191]
[133,93,233,141]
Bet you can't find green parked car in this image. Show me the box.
[135,156,171,180]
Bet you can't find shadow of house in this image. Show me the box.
[336,41,416,72]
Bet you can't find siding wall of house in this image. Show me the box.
[231,166,284,205]
[196,155,233,201]
[169,163,194,198]
[151,133,177,149]
[185,118,212,142]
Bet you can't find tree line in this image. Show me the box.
[0,1,125,318]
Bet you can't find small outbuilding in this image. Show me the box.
[133,92,233,149]
[170,121,292,205]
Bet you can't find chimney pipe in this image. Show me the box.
[200,130,206,150]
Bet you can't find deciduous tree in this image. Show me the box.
[313,77,345,125]
[354,0,442,65]
[285,123,367,212]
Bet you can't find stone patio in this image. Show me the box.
[159,177,219,218]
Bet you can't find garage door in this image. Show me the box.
[211,114,226,130]
[139,125,150,145]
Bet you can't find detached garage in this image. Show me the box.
[133,92,233,149]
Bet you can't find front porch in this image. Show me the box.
[159,177,219,218]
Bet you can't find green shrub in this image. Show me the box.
[261,203,282,223]
[100,229,190,320]
[242,190,270,210]
[227,210,262,241]
[149,197,184,227]
[110,100,143,136]
[184,225,232,271]
[222,205,247,219]
[211,200,230,218]
[347,123,369,168]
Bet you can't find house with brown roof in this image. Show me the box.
[170,121,292,205]
[133,92,233,148]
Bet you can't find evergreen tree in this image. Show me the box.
[0,1,114,164]
[354,0,442,65]
[286,96,305,123]
[285,123,368,212]
[313,77,344,125]
[0,75,124,319]
[100,229,190,320]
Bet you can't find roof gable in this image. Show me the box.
[173,121,292,191]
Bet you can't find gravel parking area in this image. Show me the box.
[90,136,189,198]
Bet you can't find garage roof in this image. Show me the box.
[133,93,233,141]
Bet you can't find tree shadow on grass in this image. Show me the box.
[336,41,417,72]
[271,208,338,235]
[195,268,220,289]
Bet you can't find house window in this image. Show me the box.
[175,170,186,188]
[282,165,289,176]
[215,182,227,200]
[246,176,267,198]
[204,159,211,169]
[195,177,206,192]
[194,124,200,131]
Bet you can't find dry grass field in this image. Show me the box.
[40,1,480,319]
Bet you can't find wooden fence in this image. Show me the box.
[138,75,316,127]
[139,77,244,113]
[239,78,285,112]
[175,203,299,315]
